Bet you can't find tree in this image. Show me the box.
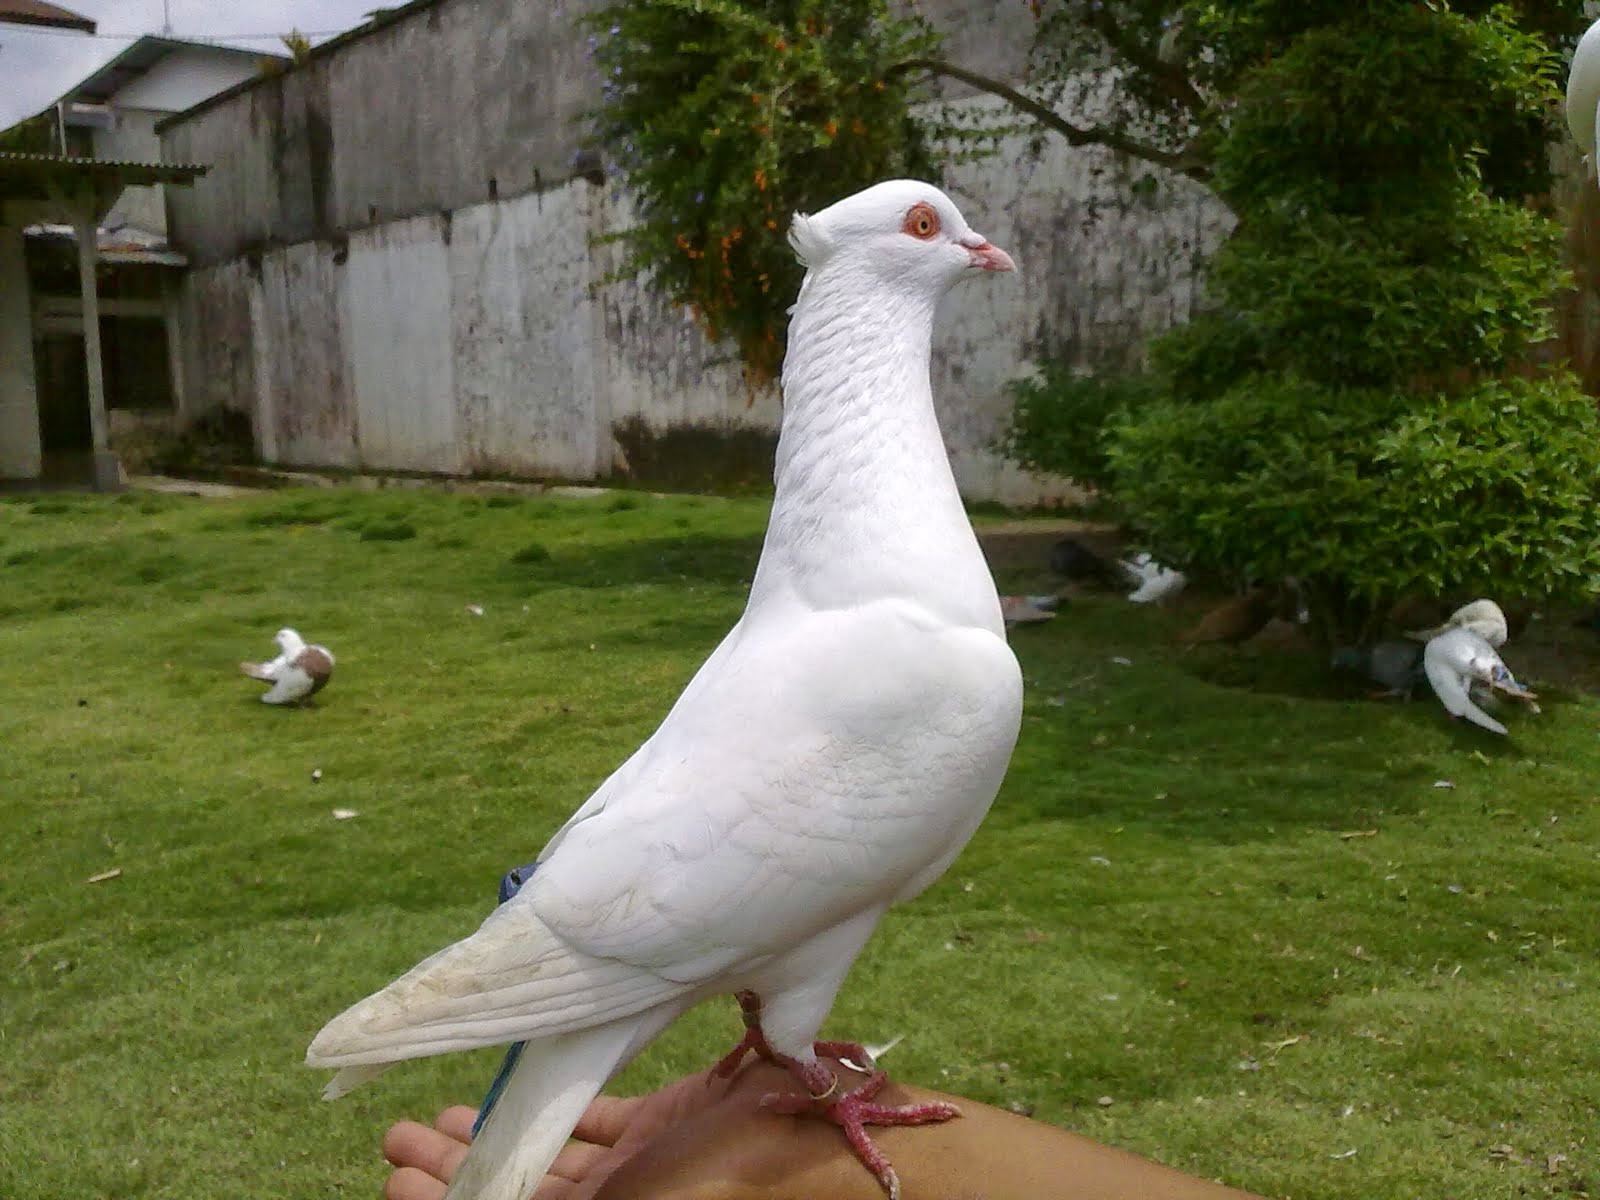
[589,0,1587,373]
[592,0,1600,643]
[1101,4,1600,643]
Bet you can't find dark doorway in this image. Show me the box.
[34,332,91,453]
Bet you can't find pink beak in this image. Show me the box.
[966,240,1016,273]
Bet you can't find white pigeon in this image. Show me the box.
[1423,626,1537,736]
[1407,598,1508,649]
[1569,16,1600,181]
[239,627,334,705]
[306,181,1023,1200]
[999,593,1062,627]
[1121,551,1186,604]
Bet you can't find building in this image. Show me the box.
[0,26,277,488]
[0,152,205,488]
[157,0,1228,504]
[50,36,283,235]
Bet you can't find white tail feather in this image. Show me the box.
[443,1018,645,1200]
[321,1062,390,1100]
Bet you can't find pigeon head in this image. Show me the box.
[787,180,1014,294]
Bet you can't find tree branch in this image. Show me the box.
[1082,8,1207,115]
[890,56,1211,181]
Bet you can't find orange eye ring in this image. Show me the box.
[902,203,940,240]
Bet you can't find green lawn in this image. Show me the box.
[3,485,1598,1200]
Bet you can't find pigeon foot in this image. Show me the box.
[762,1060,960,1200]
[711,990,779,1078]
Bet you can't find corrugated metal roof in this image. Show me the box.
[24,221,189,266]
[0,150,209,183]
[0,1,95,34]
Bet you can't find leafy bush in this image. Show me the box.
[1097,4,1600,643]
[1001,367,1160,493]
[1109,375,1600,641]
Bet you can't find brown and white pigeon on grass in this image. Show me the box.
[306,181,1023,1200]
[240,628,334,705]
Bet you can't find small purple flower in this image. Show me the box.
[610,23,621,34]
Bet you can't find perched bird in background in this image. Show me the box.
[1408,598,1509,649]
[306,181,1023,1200]
[1331,640,1426,699]
[1121,552,1186,604]
[1177,590,1275,646]
[239,628,334,705]
[999,593,1062,627]
[1423,627,1538,736]
[1048,537,1121,587]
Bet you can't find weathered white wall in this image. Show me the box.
[93,109,166,233]
[161,0,1232,503]
[114,47,267,114]
[0,217,42,479]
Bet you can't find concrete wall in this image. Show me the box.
[0,214,42,479]
[162,0,1231,503]
[93,109,166,233]
[85,47,269,236]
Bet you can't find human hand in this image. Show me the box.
[382,1064,746,1200]
[382,1057,1269,1200]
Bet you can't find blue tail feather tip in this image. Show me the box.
[473,860,540,1135]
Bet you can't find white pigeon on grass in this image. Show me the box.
[239,627,334,705]
[1121,551,1186,604]
[306,181,1023,1200]
[1423,626,1538,736]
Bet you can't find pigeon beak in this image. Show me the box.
[965,240,1015,273]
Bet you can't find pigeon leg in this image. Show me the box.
[761,1057,960,1200]
[710,990,779,1078]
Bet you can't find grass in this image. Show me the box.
[2,485,1599,1200]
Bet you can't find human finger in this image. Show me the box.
[570,1093,642,1147]
[434,1105,478,1144]
[547,1138,615,1183]
[383,1165,449,1200]
[382,1119,471,1184]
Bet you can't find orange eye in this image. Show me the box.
[902,203,940,240]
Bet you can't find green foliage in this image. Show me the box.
[1210,7,1563,212]
[1001,366,1160,492]
[1108,375,1600,640]
[1158,191,1565,396]
[0,111,57,154]
[589,0,940,377]
[1089,4,1600,642]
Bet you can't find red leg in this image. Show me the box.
[761,1057,960,1200]
[710,990,778,1079]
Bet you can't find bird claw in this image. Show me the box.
[761,1068,960,1199]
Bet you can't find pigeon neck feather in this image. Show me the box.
[749,262,1000,632]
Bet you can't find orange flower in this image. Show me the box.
[753,167,768,191]
[824,119,838,138]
